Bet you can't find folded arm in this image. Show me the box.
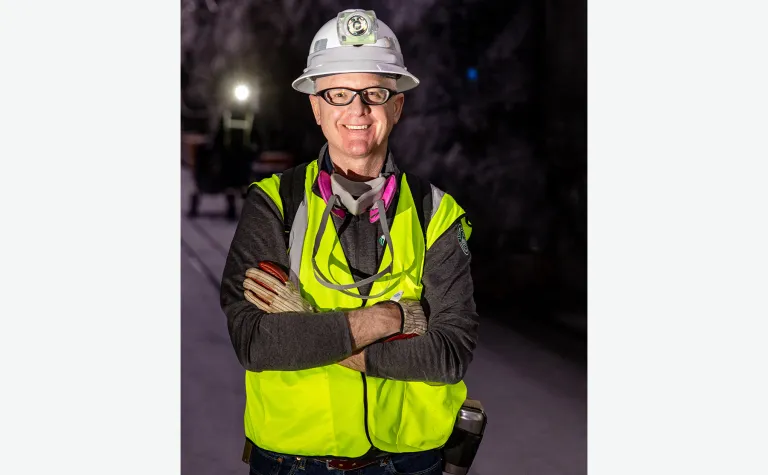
[360,220,480,384]
[219,187,400,372]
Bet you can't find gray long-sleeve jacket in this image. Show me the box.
[219,150,479,384]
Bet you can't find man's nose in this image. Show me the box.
[346,94,369,116]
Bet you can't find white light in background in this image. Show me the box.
[234,84,250,102]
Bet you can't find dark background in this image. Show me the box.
[181,0,586,335]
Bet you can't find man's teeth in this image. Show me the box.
[344,125,370,130]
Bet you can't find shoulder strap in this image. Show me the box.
[404,172,432,241]
[278,162,308,248]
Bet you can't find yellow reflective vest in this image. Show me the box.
[248,159,470,457]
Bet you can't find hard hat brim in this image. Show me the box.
[292,62,420,95]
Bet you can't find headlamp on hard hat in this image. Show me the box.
[336,10,378,45]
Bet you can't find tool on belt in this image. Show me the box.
[441,398,488,475]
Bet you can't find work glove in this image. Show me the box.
[382,299,428,342]
[243,261,315,313]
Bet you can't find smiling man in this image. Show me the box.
[220,9,480,475]
[308,73,403,179]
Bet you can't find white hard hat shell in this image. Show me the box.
[292,10,420,94]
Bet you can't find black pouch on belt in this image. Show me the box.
[441,398,487,475]
[242,439,254,464]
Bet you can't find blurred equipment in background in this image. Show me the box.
[188,81,258,221]
[183,79,293,221]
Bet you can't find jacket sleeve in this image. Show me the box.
[219,186,354,372]
[364,219,480,384]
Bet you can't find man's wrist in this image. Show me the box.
[374,300,403,334]
[346,303,400,349]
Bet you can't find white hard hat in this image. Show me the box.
[292,9,420,95]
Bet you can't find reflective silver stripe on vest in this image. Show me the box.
[430,184,444,222]
[288,196,309,287]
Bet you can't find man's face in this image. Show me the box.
[309,73,404,160]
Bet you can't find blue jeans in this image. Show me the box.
[248,445,443,475]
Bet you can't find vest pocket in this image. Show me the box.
[245,366,370,457]
[247,368,334,454]
[366,378,467,452]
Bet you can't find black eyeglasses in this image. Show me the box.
[315,87,398,106]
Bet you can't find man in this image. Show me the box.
[220,9,479,475]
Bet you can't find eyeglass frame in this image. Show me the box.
[314,86,400,106]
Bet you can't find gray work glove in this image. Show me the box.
[243,261,315,313]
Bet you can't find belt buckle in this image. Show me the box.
[326,458,379,471]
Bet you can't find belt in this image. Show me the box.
[320,456,387,471]
[243,439,389,471]
[305,450,390,471]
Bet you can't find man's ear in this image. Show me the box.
[393,93,405,124]
[309,95,322,125]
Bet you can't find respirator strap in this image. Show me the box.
[312,197,394,299]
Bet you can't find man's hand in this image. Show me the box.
[381,299,428,342]
[243,261,315,313]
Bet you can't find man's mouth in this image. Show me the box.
[343,124,371,130]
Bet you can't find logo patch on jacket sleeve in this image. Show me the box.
[457,227,470,255]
